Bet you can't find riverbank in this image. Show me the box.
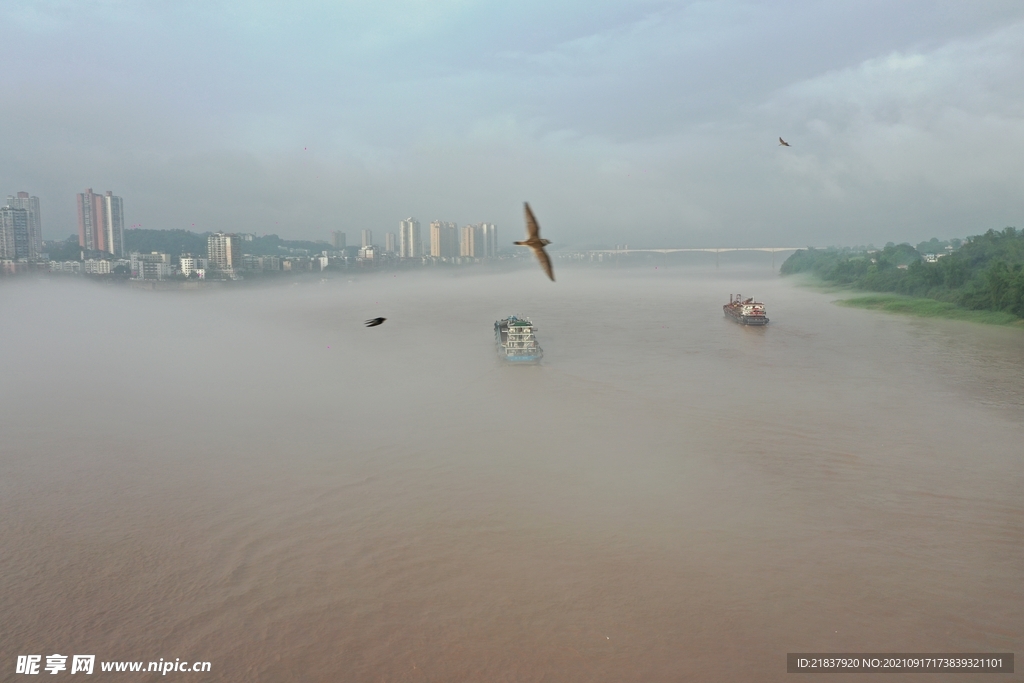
[789,274,1023,326]
[835,293,1024,326]
[779,230,1024,323]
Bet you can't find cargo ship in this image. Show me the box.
[495,316,544,363]
[724,294,769,325]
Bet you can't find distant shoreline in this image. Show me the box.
[779,231,1024,327]
[836,294,1024,326]
[788,277,1024,326]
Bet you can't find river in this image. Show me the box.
[1,265,1021,681]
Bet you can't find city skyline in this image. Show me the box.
[0,185,519,257]
[1,186,967,257]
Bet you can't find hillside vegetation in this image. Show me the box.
[780,227,1024,319]
[125,229,208,255]
[123,230,329,256]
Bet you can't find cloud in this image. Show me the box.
[740,21,1024,239]
[2,1,1024,246]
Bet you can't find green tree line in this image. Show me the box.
[125,229,208,255]
[43,230,332,259]
[123,229,329,256]
[65,232,331,259]
[780,227,1024,318]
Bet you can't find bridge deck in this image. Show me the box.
[586,247,817,254]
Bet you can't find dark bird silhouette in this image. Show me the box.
[514,202,554,281]
[778,137,790,146]
[364,317,386,327]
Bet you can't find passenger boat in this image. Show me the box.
[494,316,543,363]
[723,294,769,325]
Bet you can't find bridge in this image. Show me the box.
[586,247,814,254]
[583,247,822,268]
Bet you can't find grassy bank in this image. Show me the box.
[780,229,1024,321]
[835,294,1024,326]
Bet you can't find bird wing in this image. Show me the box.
[533,245,555,281]
[779,137,789,146]
[524,202,540,240]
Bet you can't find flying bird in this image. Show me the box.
[364,317,386,327]
[515,202,554,281]
[778,137,790,146]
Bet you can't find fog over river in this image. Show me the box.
[2,265,1021,682]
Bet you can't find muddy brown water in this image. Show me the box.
[2,267,1021,681]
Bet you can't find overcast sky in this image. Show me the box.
[3,0,1024,248]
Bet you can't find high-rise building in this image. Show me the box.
[76,189,103,253]
[332,231,346,249]
[429,220,458,258]
[103,192,125,258]
[480,223,498,258]
[7,192,42,256]
[361,230,373,248]
[0,206,30,259]
[460,224,482,257]
[399,218,421,258]
[385,232,397,253]
[75,189,125,256]
[207,233,242,271]
[0,208,13,258]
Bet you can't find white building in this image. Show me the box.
[83,259,112,275]
[207,233,241,272]
[130,251,171,279]
[48,260,82,274]
[358,245,379,262]
[181,255,209,276]
[480,223,498,258]
[103,192,125,257]
[399,218,421,258]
